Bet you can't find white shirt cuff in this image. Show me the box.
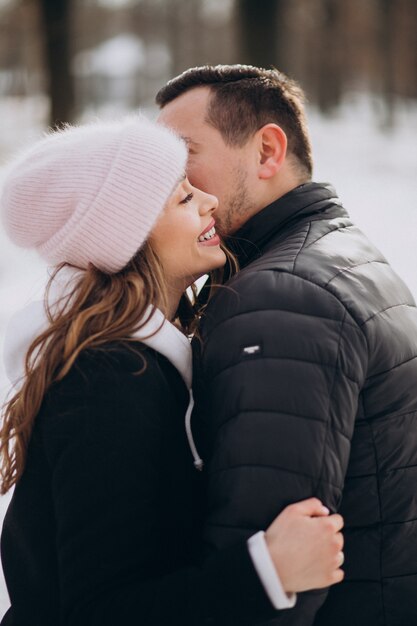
[247,531,297,610]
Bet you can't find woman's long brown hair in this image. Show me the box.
[0,241,237,494]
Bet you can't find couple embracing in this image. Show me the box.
[1,65,416,626]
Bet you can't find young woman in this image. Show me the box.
[0,117,344,626]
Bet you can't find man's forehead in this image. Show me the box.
[158,86,210,120]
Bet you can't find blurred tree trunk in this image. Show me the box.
[410,0,417,98]
[39,0,75,127]
[379,0,395,127]
[316,0,343,113]
[237,0,288,71]
[167,0,183,76]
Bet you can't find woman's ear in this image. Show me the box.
[256,124,287,180]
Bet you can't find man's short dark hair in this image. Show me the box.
[156,64,313,178]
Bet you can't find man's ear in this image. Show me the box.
[256,124,287,179]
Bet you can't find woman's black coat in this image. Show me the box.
[1,343,278,626]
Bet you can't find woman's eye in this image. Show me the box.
[180,193,193,204]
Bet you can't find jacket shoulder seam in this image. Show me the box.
[209,355,362,386]
[208,268,368,349]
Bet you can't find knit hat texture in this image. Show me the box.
[1,116,187,273]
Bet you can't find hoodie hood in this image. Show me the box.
[3,266,203,470]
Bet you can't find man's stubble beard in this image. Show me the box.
[217,166,256,236]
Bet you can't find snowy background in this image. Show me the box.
[0,95,416,615]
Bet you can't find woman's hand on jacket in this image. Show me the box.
[265,497,344,593]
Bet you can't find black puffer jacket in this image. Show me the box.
[193,183,417,626]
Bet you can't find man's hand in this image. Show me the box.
[265,498,344,593]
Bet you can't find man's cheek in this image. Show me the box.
[186,159,207,190]
[185,163,198,186]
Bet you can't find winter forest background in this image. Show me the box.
[0,0,417,616]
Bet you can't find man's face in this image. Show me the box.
[158,87,255,235]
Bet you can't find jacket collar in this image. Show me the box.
[227,182,346,268]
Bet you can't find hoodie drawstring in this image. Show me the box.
[185,389,204,471]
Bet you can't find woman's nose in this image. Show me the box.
[199,190,219,215]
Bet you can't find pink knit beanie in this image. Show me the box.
[1,116,187,273]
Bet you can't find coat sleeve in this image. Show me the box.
[41,350,280,626]
[196,270,368,550]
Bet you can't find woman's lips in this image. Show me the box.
[198,218,216,238]
[197,218,220,246]
[199,233,221,247]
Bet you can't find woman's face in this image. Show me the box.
[149,177,226,289]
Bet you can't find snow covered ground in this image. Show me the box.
[0,94,416,616]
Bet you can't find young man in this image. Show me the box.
[156,65,417,625]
